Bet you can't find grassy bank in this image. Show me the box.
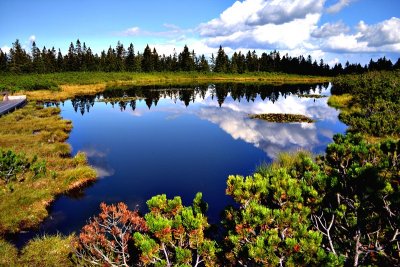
[0,72,330,101]
[0,102,96,233]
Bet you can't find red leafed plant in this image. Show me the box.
[74,202,147,266]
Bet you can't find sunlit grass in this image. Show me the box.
[327,94,352,109]
[0,102,96,234]
[19,234,75,266]
[1,72,330,101]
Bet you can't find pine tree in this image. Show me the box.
[66,42,75,71]
[125,43,135,71]
[9,39,31,73]
[115,41,125,71]
[142,45,153,72]
[214,46,229,73]
[31,41,42,73]
[0,49,8,72]
[56,49,63,72]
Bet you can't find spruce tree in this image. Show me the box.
[125,43,135,71]
[142,45,153,72]
[0,49,8,72]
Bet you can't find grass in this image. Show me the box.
[96,96,144,103]
[297,94,327,98]
[0,102,96,234]
[327,94,352,110]
[249,113,315,123]
[0,235,75,266]
[0,72,330,101]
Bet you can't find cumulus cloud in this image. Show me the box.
[357,17,400,47]
[199,0,323,38]
[317,18,400,54]
[311,21,349,38]
[204,13,321,50]
[326,0,354,14]
[247,0,324,25]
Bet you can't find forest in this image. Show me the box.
[1,39,400,76]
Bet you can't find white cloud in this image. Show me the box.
[317,18,400,54]
[247,0,324,25]
[326,0,354,14]
[311,21,349,38]
[120,25,192,38]
[357,17,400,47]
[1,45,10,53]
[204,13,321,50]
[28,35,36,44]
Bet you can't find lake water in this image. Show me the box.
[15,82,346,245]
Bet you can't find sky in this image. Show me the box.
[1,0,399,65]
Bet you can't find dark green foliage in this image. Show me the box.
[332,71,400,136]
[0,149,30,183]
[315,134,400,266]
[223,152,340,266]
[1,38,398,75]
[0,149,47,184]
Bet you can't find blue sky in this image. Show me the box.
[1,0,399,65]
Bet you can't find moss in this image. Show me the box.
[249,113,315,123]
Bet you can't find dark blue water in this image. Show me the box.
[15,83,346,245]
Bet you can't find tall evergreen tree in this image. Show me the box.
[125,43,135,71]
[0,49,8,72]
[66,42,75,71]
[9,39,31,73]
[115,41,125,71]
[178,45,194,71]
[142,45,154,72]
[56,49,63,72]
[214,46,229,73]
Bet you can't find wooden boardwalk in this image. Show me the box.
[0,96,27,116]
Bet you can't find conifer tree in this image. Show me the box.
[142,45,154,72]
[9,39,31,73]
[125,43,135,71]
[214,46,229,73]
[0,49,8,72]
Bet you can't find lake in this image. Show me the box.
[15,82,346,245]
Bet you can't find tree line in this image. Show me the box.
[1,39,399,76]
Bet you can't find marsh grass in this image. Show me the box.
[256,150,313,176]
[0,102,96,234]
[1,72,330,101]
[249,113,315,123]
[327,94,353,110]
[297,94,327,98]
[18,234,75,266]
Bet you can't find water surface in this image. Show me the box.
[16,83,346,245]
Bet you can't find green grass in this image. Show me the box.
[327,94,352,110]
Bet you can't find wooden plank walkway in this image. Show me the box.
[0,96,27,116]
